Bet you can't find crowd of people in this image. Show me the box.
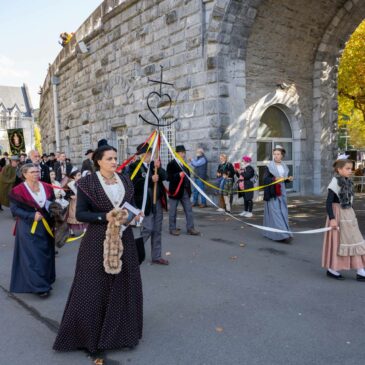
[1,140,365,364]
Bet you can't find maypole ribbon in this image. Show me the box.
[160,131,331,235]
[116,130,156,173]
[141,129,159,213]
[172,148,285,193]
[130,130,157,181]
[31,218,85,243]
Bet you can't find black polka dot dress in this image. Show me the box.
[53,173,143,353]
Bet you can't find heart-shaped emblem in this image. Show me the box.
[147,91,172,124]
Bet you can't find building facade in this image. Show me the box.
[0,84,34,155]
[38,0,365,194]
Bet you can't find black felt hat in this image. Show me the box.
[85,149,94,156]
[175,145,187,153]
[97,139,108,148]
[136,143,150,155]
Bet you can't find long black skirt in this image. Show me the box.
[53,223,143,353]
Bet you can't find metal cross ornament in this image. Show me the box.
[139,65,178,127]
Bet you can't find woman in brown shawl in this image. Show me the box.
[0,155,20,209]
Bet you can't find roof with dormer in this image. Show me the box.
[0,84,33,117]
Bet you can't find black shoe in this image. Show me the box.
[38,291,50,298]
[326,270,345,280]
[0,207,3,211]
[356,274,365,282]
[278,238,292,244]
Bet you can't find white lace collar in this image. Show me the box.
[96,171,125,208]
[24,182,47,208]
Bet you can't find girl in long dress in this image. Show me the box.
[53,145,143,363]
[322,158,365,281]
[9,163,55,297]
[263,145,294,243]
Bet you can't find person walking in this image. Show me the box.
[81,149,95,175]
[0,155,20,210]
[322,157,365,281]
[167,145,200,236]
[9,163,56,297]
[236,156,256,217]
[190,147,208,208]
[54,152,73,185]
[129,143,169,265]
[46,152,56,170]
[53,145,143,361]
[28,150,51,184]
[216,154,235,212]
[262,145,293,243]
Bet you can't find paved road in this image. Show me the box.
[1,195,365,365]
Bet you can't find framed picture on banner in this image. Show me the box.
[7,128,26,154]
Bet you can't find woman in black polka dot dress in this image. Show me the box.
[53,146,143,357]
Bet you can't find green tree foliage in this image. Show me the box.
[338,20,365,149]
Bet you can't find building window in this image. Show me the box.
[256,105,294,190]
[111,127,128,165]
[81,133,91,157]
[0,113,6,130]
[160,124,176,168]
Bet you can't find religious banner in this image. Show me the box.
[7,128,25,154]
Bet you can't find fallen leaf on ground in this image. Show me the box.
[239,243,246,247]
[165,252,171,256]
[215,326,224,333]
[230,256,238,261]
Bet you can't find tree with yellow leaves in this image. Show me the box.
[338,20,365,150]
[34,124,43,155]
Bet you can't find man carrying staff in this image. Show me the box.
[167,145,200,236]
[129,143,169,265]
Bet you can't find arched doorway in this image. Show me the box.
[256,105,294,189]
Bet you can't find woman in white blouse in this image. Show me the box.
[9,163,56,297]
[262,146,294,243]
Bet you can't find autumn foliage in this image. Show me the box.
[338,20,365,149]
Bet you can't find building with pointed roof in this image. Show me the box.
[0,84,34,154]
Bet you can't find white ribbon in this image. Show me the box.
[160,131,332,236]
[141,131,159,213]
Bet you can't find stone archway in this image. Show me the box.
[312,0,365,193]
[206,0,365,194]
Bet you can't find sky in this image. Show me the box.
[0,0,102,109]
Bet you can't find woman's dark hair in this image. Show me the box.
[68,169,80,179]
[333,159,353,172]
[273,147,286,157]
[92,145,117,171]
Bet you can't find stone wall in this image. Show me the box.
[39,0,225,178]
[39,0,365,194]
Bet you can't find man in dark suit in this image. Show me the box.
[81,149,94,175]
[167,145,200,236]
[46,152,56,170]
[28,150,51,184]
[54,152,73,183]
[129,143,169,265]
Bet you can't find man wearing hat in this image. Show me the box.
[46,152,56,170]
[167,145,200,236]
[81,149,95,175]
[0,155,20,210]
[128,142,169,265]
